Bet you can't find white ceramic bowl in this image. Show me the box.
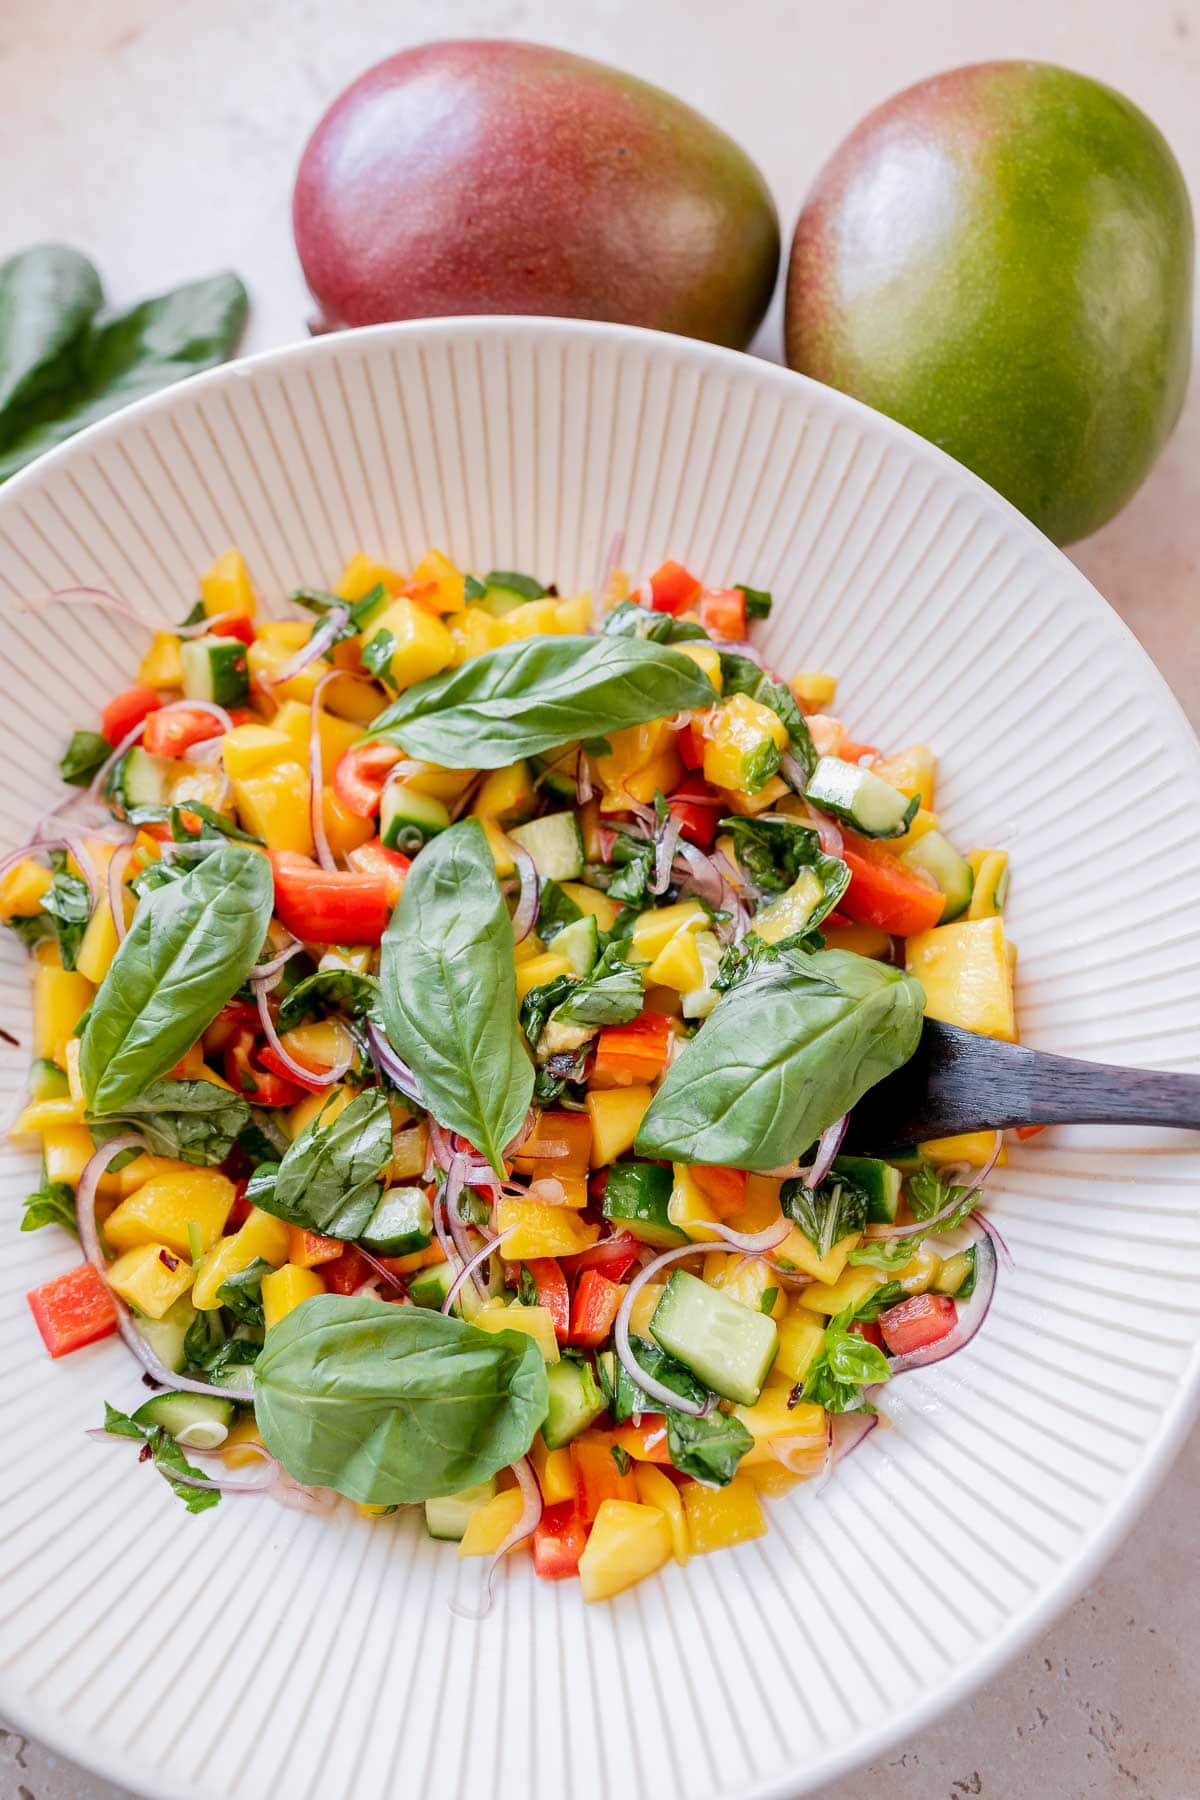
[1,318,1199,1800]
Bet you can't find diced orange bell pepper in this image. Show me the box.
[699,588,747,640]
[570,1431,639,1523]
[286,1226,345,1268]
[511,1110,593,1179]
[591,1013,673,1087]
[648,561,702,615]
[691,1165,748,1220]
[612,1416,674,1464]
[839,833,946,938]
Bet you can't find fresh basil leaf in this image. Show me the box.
[464,574,487,601]
[0,269,247,483]
[851,1279,905,1323]
[172,803,262,845]
[183,1311,227,1370]
[667,1408,753,1486]
[760,1286,779,1315]
[544,943,643,1035]
[637,948,925,1171]
[253,1295,550,1504]
[610,1443,633,1476]
[485,569,545,599]
[276,968,380,1034]
[290,586,345,616]
[601,600,709,644]
[3,911,53,951]
[361,628,396,682]
[216,1257,272,1326]
[847,1237,922,1272]
[781,1174,868,1262]
[59,728,111,788]
[536,879,584,941]
[519,973,577,1052]
[100,1402,219,1514]
[250,1090,391,1240]
[87,1079,250,1166]
[80,844,274,1114]
[718,652,816,781]
[379,820,532,1173]
[0,245,102,423]
[21,1176,77,1235]
[39,857,89,971]
[720,816,846,906]
[953,1247,978,1302]
[737,584,773,620]
[907,1161,979,1232]
[517,1264,539,1307]
[605,834,655,905]
[611,1336,706,1422]
[237,1109,291,1166]
[800,1304,892,1413]
[367,636,717,770]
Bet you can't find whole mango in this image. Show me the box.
[786,62,1193,544]
[294,40,780,351]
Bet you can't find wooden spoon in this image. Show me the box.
[842,1020,1200,1155]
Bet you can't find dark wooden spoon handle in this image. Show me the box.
[843,1020,1200,1155]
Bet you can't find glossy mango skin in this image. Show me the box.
[785,62,1193,544]
[294,39,779,350]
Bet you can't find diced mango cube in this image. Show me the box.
[261,1263,326,1332]
[789,671,836,710]
[801,1266,883,1317]
[967,848,1010,919]
[703,693,788,795]
[359,596,456,690]
[578,1499,673,1601]
[633,1464,689,1564]
[680,1475,766,1554]
[222,1413,267,1469]
[221,723,294,780]
[773,1227,860,1285]
[106,1243,195,1318]
[192,1206,291,1309]
[493,1199,599,1260]
[229,763,313,856]
[104,1168,236,1259]
[247,635,324,704]
[32,954,94,1065]
[586,1086,654,1166]
[530,1434,576,1505]
[200,548,256,618]
[514,951,572,1004]
[272,698,365,773]
[872,744,935,810]
[138,631,184,688]
[629,900,707,964]
[335,553,404,603]
[675,641,722,690]
[554,594,591,633]
[731,1390,826,1467]
[905,915,1017,1042]
[920,1129,1008,1168]
[702,1253,787,1321]
[646,927,705,993]
[559,882,624,932]
[473,1299,560,1362]
[629,1282,666,1337]
[458,1487,528,1557]
[42,1124,96,1186]
[0,857,52,920]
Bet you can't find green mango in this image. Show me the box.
[785,62,1193,545]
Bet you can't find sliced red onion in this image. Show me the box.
[76,1136,232,1398]
[508,842,541,942]
[651,812,683,896]
[450,1455,542,1621]
[176,610,237,639]
[443,1166,491,1300]
[576,752,594,804]
[106,844,135,945]
[427,1118,456,1172]
[616,1242,740,1417]
[182,736,226,767]
[443,1226,516,1315]
[871,1133,1003,1240]
[252,981,352,1089]
[806,1114,848,1188]
[20,585,153,625]
[365,1022,425,1106]
[977,1208,1014,1270]
[780,751,809,794]
[269,1469,341,1514]
[672,839,726,908]
[802,800,844,859]
[830,1410,879,1464]
[504,1108,537,1159]
[273,606,350,685]
[886,1218,998,1375]
[588,529,625,632]
[703,1218,793,1256]
[254,936,304,981]
[0,833,101,912]
[356,1247,404,1291]
[85,1430,281,1494]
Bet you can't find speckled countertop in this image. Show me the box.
[1,1,1197,1794]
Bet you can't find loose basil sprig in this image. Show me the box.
[636,948,925,1170]
[367,634,717,769]
[254,1296,550,1504]
[79,844,274,1114]
[379,819,533,1173]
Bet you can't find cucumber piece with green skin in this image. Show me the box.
[28,1058,69,1101]
[379,781,451,853]
[536,763,579,803]
[408,1261,456,1308]
[542,1354,606,1448]
[133,1296,197,1375]
[650,1269,778,1406]
[552,915,599,976]
[479,570,546,617]
[536,879,584,941]
[901,831,974,922]
[603,1162,687,1249]
[934,1247,976,1297]
[132,1389,234,1449]
[180,635,250,707]
[359,1185,432,1256]
[805,757,919,839]
[832,1154,902,1224]
[108,745,174,811]
[509,811,584,881]
[207,1359,257,1397]
[423,1477,498,1540]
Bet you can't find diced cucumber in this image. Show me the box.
[479,570,546,616]
[133,1296,197,1375]
[832,1155,902,1224]
[180,635,250,707]
[553,914,599,976]
[603,1161,687,1249]
[535,756,579,803]
[28,1057,69,1101]
[360,1186,432,1256]
[424,1477,499,1540]
[536,879,585,940]
[542,1354,606,1448]
[509,811,584,881]
[806,757,919,839]
[207,1358,257,1397]
[934,1247,976,1298]
[132,1389,234,1450]
[650,1269,778,1407]
[408,1261,456,1308]
[682,930,723,1020]
[380,781,451,853]
[901,831,974,922]
[108,745,173,811]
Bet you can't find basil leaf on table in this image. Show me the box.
[254,1295,550,1504]
[636,948,925,1171]
[0,245,101,421]
[719,652,816,782]
[79,844,274,1114]
[87,1078,250,1165]
[379,819,532,1173]
[276,968,379,1033]
[367,636,717,769]
[0,261,248,483]
[100,1402,219,1515]
[21,1176,77,1235]
[248,1090,392,1240]
[781,1174,869,1261]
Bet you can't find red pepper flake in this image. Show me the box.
[159,1249,180,1271]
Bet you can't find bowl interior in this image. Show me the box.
[1,318,1199,1800]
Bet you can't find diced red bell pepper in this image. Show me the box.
[323,1244,371,1294]
[524,1258,570,1340]
[666,773,720,849]
[1016,1125,1047,1141]
[28,1263,119,1358]
[698,587,747,640]
[879,1293,958,1357]
[208,614,256,645]
[101,683,162,747]
[532,1499,588,1580]
[839,834,945,938]
[674,719,705,771]
[561,1230,643,1282]
[592,1012,673,1086]
[648,560,702,616]
[142,706,224,759]
[332,741,403,818]
[568,1269,626,1347]
[257,1042,331,1096]
[570,1433,638,1522]
[850,1318,886,1351]
[225,1179,253,1231]
[346,839,410,908]
[821,911,852,931]
[287,1226,346,1267]
[224,1029,307,1107]
[691,1165,747,1219]
[271,851,391,945]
